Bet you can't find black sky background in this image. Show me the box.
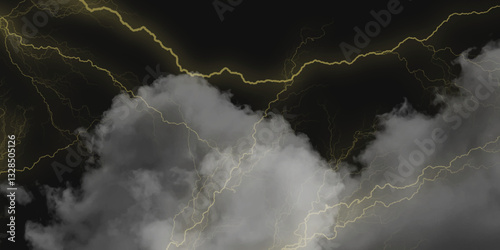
[1,0,500,249]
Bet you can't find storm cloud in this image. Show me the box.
[334,41,500,249]
[25,42,500,250]
[25,75,345,250]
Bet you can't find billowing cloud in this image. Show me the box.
[25,41,500,250]
[25,75,345,250]
[334,42,500,249]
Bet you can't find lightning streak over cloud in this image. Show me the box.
[25,43,500,249]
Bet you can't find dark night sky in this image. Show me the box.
[1,0,500,249]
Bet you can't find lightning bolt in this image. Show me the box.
[0,1,499,249]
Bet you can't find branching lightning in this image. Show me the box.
[0,1,499,249]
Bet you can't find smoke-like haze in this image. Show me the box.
[25,75,345,250]
[26,42,500,249]
[334,42,500,249]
